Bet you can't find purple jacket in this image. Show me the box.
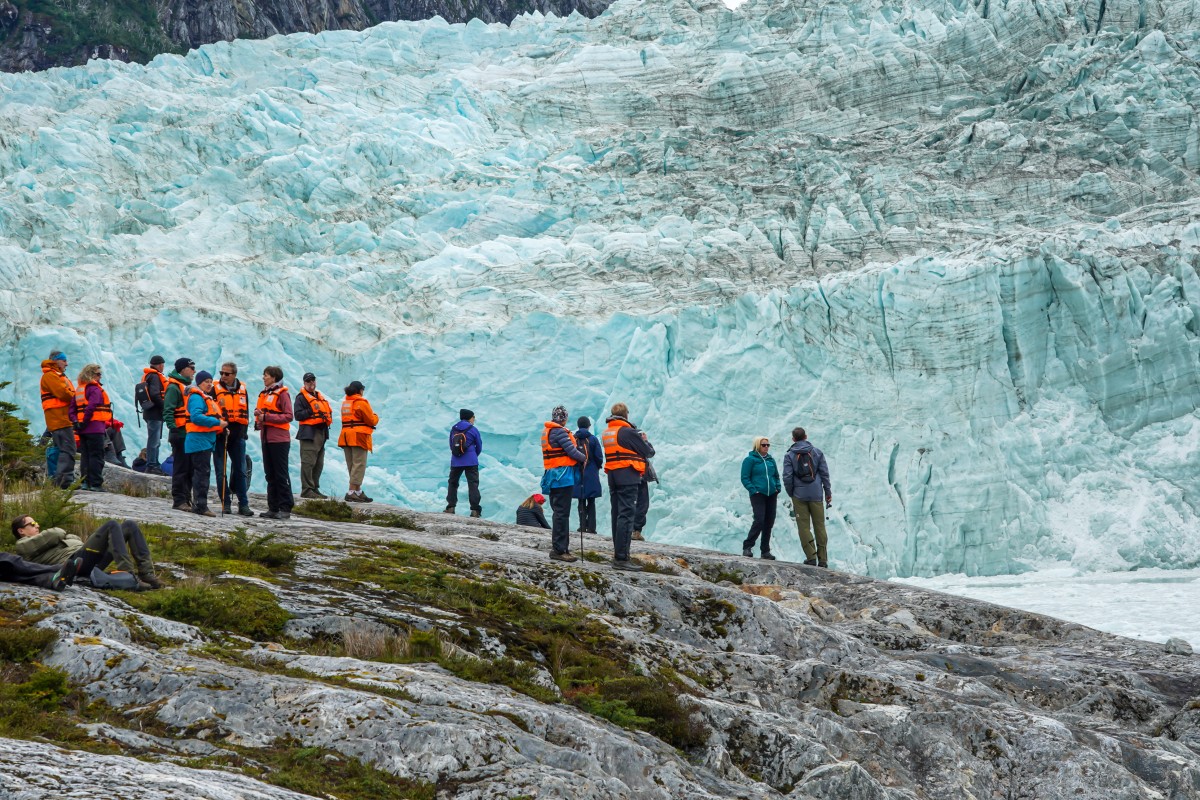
[257,384,294,444]
[449,420,483,467]
[77,383,109,435]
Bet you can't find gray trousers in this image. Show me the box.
[50,425,77,488]
[299,429,327,494]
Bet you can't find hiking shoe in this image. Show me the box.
[742,547,753,558]
[344,493,359,503]
[761,552,777,560]
[195,509,216,518]
[172,503,192,512]
[470,509,482,518]
[611,558,644,572]
[300,490,323,499]
[277,512,291,520]
[260,511,280,519]
[549,550,578,563]
[631,530,645,541]
[222,504,232,514]
[817,562,828,569]
[139,573,165,590]
[238,505,254,517]
[358,493,373,503]
[443,506,455,514]
[147,466,166,476]
[51,558,80,591]
[803,558,818,566]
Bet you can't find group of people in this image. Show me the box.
[39,351,379,520]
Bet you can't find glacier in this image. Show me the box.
[2,0,1200,579]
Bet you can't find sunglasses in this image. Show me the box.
[760,443,771,447]
[220,371,234,376]
[21,520,39,529]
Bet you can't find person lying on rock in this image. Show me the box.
[9,515,164,590]
[0,551,79,592]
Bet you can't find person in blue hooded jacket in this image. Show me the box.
[782,426,832,567]
[572,416,604,534]
[740,436,780,560]
[445,409,483,517]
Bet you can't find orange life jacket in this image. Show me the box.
[256,384,291,431]
[40,365,75,412]
[214,381,249,425]
[164,375,190,427]
[298,388,333,427]
[185,387,224,434]
[603,418,646,475]
[73,381,113,425]
[337,395,378,451]
[142,367,166,400]
[541,422,579,469]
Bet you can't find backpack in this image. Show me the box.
[794,450,818,484]
[89,567,141,590]
[450,429,469,457]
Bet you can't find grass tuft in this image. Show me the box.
[119,580,289,641]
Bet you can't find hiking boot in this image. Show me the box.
[549,550,578,563]
[803,558,818,566]
[631,530,645,541]
[147,466,166,476]
[277,512,291,520]
[817,562,828,569]
[51,557,80,591]
[358,493,373,503]
[761,552,777,560]
[139,573,165,590]
[742,547,753,558]
[238,505,254,517]
[222,503,232,515]
[300,490,323,499]
[260,511,280,519]
[344,493,360,503]
[195,509,216,518]
[470,509,482,518]
[443,506,455,514]
[172,502,192,512]
[611,558,644,572]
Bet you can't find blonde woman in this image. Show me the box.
[739,435,780,560]
[74,363,112,492]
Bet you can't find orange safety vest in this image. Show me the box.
[40,365,75,411]
[185,387,224,434]
[541,422,579,469]
[338,395,378,451]
[164,375,190,427]
[142,367,166,400]
[298,388,333,427]
[73,381,113,424]
[603,418,646,475]
[214,381,249,425]
[256,384,291,430]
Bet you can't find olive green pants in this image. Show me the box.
[791,498,827,565]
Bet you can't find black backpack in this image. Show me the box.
[451,430,469,457]
[794,450,818,484]
[134,380,155,414]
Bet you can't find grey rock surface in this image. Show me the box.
[0,489,1197,798]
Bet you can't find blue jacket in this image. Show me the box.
[741,450,781,496]
[782,440,831,502]
[449,420,483,468]
[184,392,223,454]
[572,427,604,499]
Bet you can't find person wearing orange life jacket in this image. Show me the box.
[141,355,168,474]
[603,402,655,572]
[74,363,112,492]
[254,366,294,520]
[40,350,77,488]
[184,371,228,517]
[337,381,377,503]
[294,372,333,500]
[213,362,252,517]
[541,405,586,563]
[164,358,196,512]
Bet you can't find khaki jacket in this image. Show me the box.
[12,527,83,566]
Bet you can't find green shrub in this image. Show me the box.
[217,528,296,569]
[294,499,422,530]
[0,627,57,662]
[0,381,42,485]
[139,524,297,578]
[122,581,290,641]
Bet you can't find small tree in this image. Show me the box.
[0,381,43,484]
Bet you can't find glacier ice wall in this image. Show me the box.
[2,0,1200,577]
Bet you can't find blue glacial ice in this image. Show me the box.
[2,0,1200,578]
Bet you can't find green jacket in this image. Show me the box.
[163,369,193,432]
[740,451,781,496]
[13,527,83,566]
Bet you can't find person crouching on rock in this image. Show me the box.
[515,494,550,529]
[10,515,163,590]
[185,371,228,517]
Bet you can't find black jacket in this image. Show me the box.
[605,416,656,487]
[515,505,550,529]
[294,390,331,441]
[143,371,165,422]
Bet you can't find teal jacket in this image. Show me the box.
[741,451,781,496]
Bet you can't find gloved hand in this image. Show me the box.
[110,419,124,430]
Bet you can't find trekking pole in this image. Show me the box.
[219,438,228,518]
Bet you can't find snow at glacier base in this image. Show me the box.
[3,0,1200,588]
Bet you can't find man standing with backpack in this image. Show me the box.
[136,355,167,475]
[782,427,832,568]
[445,409,483,517]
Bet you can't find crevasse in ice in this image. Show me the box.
[2,0,1200,577]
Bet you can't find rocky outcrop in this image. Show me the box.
[0,0,611,73]
[0,490,1197,798]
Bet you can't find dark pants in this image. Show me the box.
[548,486,573,554]
[0,553,60,589]
[743,492,778,555]
[447,466,481,512]
[78,432,105,489]
[213,433,249,508]
[191,448,213,512]
[608,480,639,561]
[104,426,127,467]
[145,419,163,469]
[262,439,293,513]
[577,496,597,532]
[79,519,154,577]
[633,481,650,532]
[49,426,76,488]
[169,429,192,507]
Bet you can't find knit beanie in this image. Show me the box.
[577,416,591,429]
[175,357,195,372]
[551,405,568,424]
[195,370,213,384]
[460,408,474,421]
